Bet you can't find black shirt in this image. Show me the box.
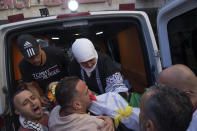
[19,47,69,91]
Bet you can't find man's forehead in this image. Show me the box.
[76,80,87,92]
[14,90,33,102]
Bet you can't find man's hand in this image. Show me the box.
[40,96,52,107]
[97,115,115,131]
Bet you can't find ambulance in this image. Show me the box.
[0,0,196,130]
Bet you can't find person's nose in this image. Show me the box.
[29,100,36,107]
[88,89,92,95]
[87,62,92,68]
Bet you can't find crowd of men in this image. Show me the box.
[13,34,197,131]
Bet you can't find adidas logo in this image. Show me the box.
[26,48,35,57]
[24,41,32,49]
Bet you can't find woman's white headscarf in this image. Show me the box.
[72,38,98,77]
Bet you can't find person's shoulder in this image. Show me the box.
[19,58,27,65]
[19,59,32,69]
[68,62,80,77]
[49,106,60,117]
[43,46,62,53]
[68,59,80,74]
[98,52,120,74]
[19,59,25,67]
[83,114,104,124]
[69,59,80,69]
[97,52,116,67]
[70,59,79,65]
[44,46,66,59]
[48,106,60,128]
[98,52,112,62]
[98,52,108,58]
[77,115,103,131]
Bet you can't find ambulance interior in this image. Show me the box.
[10,17,154,97]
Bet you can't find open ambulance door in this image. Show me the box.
[157,0,197,73]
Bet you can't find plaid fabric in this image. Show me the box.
[23,120,43,131]
[19,115,48,131]
[106,72,128,93]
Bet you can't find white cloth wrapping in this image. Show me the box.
[89,92,140,131]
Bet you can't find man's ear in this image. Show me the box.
[184,90,193,97]
[146,120,155,131]
[39,44,41,49]
[15,109,21,115]
[72,101,82,110]
[38,44,42,52]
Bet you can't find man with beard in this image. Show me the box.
[49,77,114,131]
[13,89,48,131]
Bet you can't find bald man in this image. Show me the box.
[157,64,197,131]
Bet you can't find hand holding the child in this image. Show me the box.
[97,115,115,131]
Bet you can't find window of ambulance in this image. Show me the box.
[167,8,197,74]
